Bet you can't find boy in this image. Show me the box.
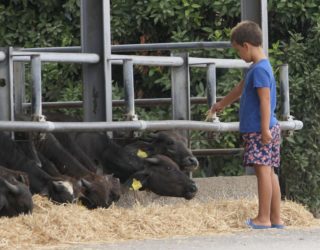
[210,21,284,229]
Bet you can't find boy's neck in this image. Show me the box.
[251,46,267,64]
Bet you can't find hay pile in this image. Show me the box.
[0,195,319,249]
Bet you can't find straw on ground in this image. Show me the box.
[0,194,319,249]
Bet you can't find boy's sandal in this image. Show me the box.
[245,219,271,229]
[271,224,285,229]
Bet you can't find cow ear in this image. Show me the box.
[144,157,160,165]
[80,178,92,190]
[3,180,20,195]
[125,171,150,190]
[17,174,29,186]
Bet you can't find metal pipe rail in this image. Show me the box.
[192,148,244,156]
[19,41,232,53]
[189,57,251,68]
[0,120,303,133]
[11,51,249,68]
[110,55,250,68]
[0,51,6,61]
[21,97,224,109]
[11,51,100,63]
[110,54,184,66]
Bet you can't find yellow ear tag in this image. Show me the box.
[131,178,143,191]
[137,149,148,158]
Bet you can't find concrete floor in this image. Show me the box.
[42,227,320,250]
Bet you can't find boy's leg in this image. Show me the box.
[253,165,272,226]
[270,169,283,225]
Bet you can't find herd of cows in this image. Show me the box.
[0,114,199,217]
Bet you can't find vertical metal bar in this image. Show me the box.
[171,52,190,176]
[103,0,113,122]
[241,0,268,175]
[123,59,137,121]
[206,63,216,108]
[8,47,14,122]
[0,48,11,121]
[31,55,42,118]
[260,0,269,56]
[241,0,269,56]
[81,0,106,122]
[13,62,26,116]
[280,64,290,120]
[171,52,190,121]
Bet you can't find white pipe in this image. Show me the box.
[11,51,249,68]
[189,57,251,68]
[110,55,250,68]
[110,54,184,66]
[0,51,6,61]
[12,51,100,63]
[0,120,303,132]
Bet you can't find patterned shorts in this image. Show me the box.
[242,123,281,168]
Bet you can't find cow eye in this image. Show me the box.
[167,166,172,171]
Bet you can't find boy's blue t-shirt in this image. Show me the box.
[239,59,278,133]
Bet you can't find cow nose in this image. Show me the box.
[187,156,199,167]
[190,157,199,166]
[189,183,198,193]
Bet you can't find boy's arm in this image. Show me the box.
[257,87,272,144]
[210,79,244,113]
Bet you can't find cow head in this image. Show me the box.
[0,177,33,217]
[130,131,199,172]
[78,174,121,209]
[41,178,78,204]
[126,155,198,200]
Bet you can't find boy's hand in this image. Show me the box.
[210,102,223,113]
[205,102,224,121]
[261,129,272,145]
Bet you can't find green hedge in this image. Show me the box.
[1,0,320,216]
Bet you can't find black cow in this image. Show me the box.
[123,131,199,172]
[0,132,78,204]
[44,113,198,171]
[0,165,30,187]
[0,166,33,217]
[127,155,198,199]
[42,113,198,199]
[65,132,198,199]
[28,133,121,209]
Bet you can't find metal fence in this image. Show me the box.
[0,0,303,161]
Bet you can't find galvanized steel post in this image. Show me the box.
[123,59,137,121]
[280,64,290,120]
[0,47,13,122]
[13,62,26,116]
[103,0,113,123]
[171,53,190,121]
[81,0,108,122]
[31,55,42,119]
[241,0,269,56]
[241,0,269,175]
[206,63,216,108]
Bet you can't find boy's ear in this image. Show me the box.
[242,42,249,49]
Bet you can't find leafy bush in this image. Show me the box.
[277,26,320,217]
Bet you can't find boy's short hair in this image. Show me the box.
[230,21,262,46]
